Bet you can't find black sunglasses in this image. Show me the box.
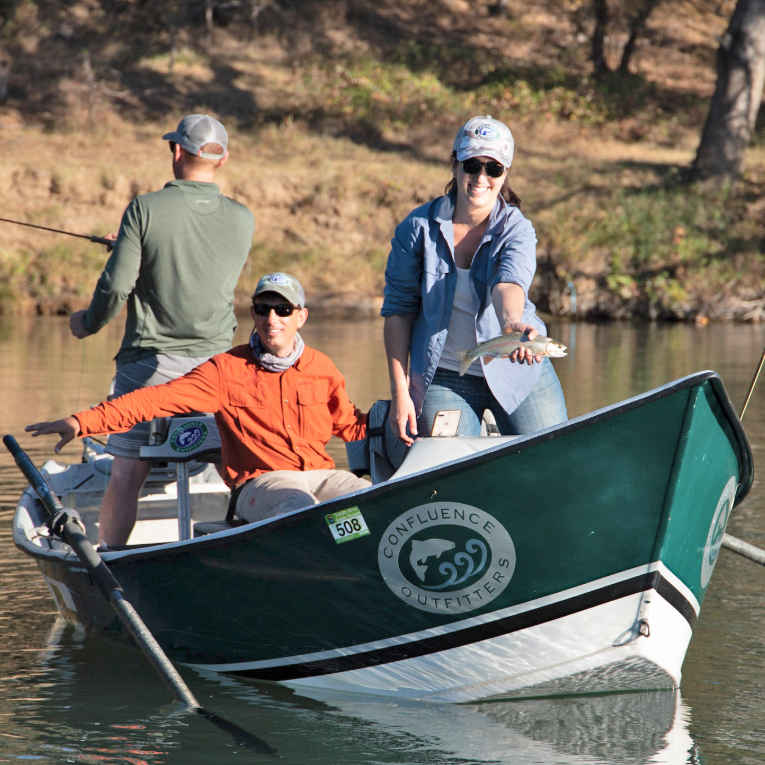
[252,303,298,317]
[169,140,176,152]
[461,158,506,178]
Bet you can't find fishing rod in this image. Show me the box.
[721,344,765,566]
[0,216,113,248]
[739,345,765,420]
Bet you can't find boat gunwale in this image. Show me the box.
[13,370,753,567]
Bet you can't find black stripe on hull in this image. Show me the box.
[227,570,697,681]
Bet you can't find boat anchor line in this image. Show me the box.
[199,569,696,682]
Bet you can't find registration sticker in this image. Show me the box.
[326,507,370,544]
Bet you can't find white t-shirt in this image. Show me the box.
[438,267,484,377]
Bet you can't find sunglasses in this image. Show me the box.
[252,303,298,317]
[461,158,506,178]
[169,140,176,153]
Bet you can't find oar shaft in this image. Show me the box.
[722,533,765,566]
[3,434,199,707]
[4,434,278,754]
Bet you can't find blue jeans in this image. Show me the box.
[418,360,568,437]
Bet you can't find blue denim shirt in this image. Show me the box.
[381,192,545,416]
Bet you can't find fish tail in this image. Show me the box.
[453,350,472,377]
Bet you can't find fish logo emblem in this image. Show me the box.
[409,539,455,581]
[378,502,516,614]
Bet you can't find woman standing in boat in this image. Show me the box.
[382,115,567,444]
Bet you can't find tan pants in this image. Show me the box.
[236,469,371,523]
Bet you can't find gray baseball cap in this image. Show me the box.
[162,114,228,159]
[453,115,514,168]
[253,273,306,308]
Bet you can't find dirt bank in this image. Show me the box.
[0,0,762,321]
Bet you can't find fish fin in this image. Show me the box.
[482,355,495,365]
[453,350,471,377]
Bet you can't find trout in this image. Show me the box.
[453,332,567,376]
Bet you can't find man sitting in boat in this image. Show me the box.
[27,272,371,540]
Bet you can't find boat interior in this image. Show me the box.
[15,403,516,551]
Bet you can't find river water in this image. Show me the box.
[0,315,764,764]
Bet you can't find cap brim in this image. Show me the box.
[162,131,181,142]
[456,147,510,166]
[254,286,303,307]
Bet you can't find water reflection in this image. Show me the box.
[2,315,765,763]
[10,618,694,765]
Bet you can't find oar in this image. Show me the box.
[721,533,765,566]
[3,434,276,756]
[0,215,113,248]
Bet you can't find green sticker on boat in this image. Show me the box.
[326,507,370,544]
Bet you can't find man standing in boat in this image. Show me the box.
[28,273,371,536]
[66,114,254,548]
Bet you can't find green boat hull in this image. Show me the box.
[14,372,752,701]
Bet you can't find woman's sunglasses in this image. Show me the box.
[461,158,506,178]
[252,303,298,317]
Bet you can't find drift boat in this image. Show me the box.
[11,371,752,702]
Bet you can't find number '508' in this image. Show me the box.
[335,518,362,536]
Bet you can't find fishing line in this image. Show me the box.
[0,241,97,496]
[0,242,76,317]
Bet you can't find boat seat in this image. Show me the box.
[346,401,520,484]
[390,435,520,479]
[139,415,222,464]
[193,519,245,537]
[138,415,224,542]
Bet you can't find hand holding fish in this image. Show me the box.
[25,416,82,453]
[453,326,567,377]
[501,322,542,366]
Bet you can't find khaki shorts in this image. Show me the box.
[105,353,211,459]
[236,469,372,523]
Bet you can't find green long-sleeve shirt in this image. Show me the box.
[83,179,254,363]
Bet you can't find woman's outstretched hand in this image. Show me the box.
[25,417,81,454]
[502,323,543,365]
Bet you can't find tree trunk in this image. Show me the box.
[618,0,660,74]
[692,0,765,182]
[205,0,214,46]
[592,0,610,74]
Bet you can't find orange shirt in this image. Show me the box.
[74,344,367,488]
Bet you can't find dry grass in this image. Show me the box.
[0,0,763,321]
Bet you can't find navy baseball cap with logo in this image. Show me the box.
[253,273,306,308]
[453,115,514,168]
[162,114,228,159]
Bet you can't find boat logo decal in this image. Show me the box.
[378,502,516,614]
[701,476,736,588]
[169,421,208,453]
[326,506,370,544]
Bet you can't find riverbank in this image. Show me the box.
[0,0,763,321]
